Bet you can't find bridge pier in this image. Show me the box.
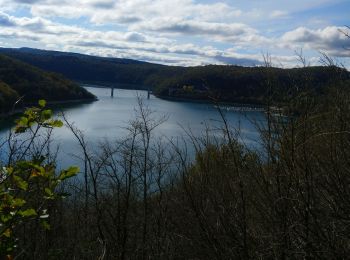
[147,87,152,99]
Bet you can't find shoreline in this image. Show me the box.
[44,97,98,105]
[79,81,149,91]
[154,94,267,111]
[80,82,267,110]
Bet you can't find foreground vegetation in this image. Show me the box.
[0,101,78,258]
[0,57,349,259]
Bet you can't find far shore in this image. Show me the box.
[80,82,267,110]
[154,94,266,110]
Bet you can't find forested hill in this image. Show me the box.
[0,54,96,113]
[0,47,185,88]
[154,65,350,105]
[1,47,349,105]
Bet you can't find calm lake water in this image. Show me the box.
[0,86,266,169]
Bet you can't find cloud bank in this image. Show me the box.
[0,0,348,67]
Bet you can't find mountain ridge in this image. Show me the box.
[1,47,349,106]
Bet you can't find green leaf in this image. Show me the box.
[58,166,79,181]
[11,198,26,207]
[41,220,50,230]
[1,214,12,223]
[44,188,54,197]
[38,100,46,108]
[18,208,37,217]
[14,117,29,133]
[33,167,47,178]
[41,109,52,120]
[49,120,63,128]
[2,229,11,238]
[13,176,28,191]
[17,117,28,126]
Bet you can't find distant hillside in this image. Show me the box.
[1,48,349,105]
[154,65,350,105]
[0,53,96,113]
[0,48,185,88]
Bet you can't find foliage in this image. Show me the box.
[154,65,349,105]
[0,82,19,113]
[1,77,348,259]
[1,48,350,259]
[1,48,349,106]
[0,100,78,258]
[0,54,96,113]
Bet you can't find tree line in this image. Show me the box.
[0,54,96,114]
[1,48,349,107]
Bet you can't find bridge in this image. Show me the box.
[111,86,152,99]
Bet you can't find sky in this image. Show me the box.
[0,0,349,67]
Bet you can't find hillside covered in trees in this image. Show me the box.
[153,65,350,105]
[0,47,184,89]
[0,53,96,114]
[1,48,349,106]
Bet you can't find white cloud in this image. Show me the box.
[0,0,348,68]
[124,32,146,42]
[270,10,289,19]
[282,26,350,57]
[131,18,272,46]
[23,0,243,25]
[133,19,252,36]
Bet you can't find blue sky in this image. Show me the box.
[0,0,349,67]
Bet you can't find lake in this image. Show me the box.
[0,86,266,169]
